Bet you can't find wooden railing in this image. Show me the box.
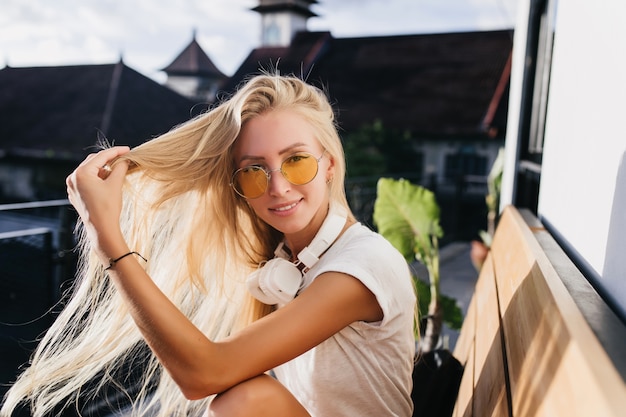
[452,206,626,416]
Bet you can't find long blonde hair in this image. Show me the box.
[1,74,353,417]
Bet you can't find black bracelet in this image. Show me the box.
[104,251,147,271]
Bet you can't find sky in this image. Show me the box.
[0,0,518,82]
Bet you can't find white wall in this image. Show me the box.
[500,0,530,211]
[537,1,626,316]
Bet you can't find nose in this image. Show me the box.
[266,166,291,196]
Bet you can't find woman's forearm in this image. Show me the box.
[103,252,226,398]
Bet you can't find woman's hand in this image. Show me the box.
[66,146,131,260]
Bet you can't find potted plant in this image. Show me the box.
[373,177,462,352]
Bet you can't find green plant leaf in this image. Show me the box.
[373,178,443,264]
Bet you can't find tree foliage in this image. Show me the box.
[343,120,419,178]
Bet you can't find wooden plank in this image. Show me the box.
[529,212,626,382]
[453,288,476,417]
[471,254,510,417]
[492,206,626,417]
[489,206,536,308]
[453,342,474,417]
[453,284,476,365]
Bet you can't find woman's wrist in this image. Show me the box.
[104,251,148,271]
[95,230,131,267]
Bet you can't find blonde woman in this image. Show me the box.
[1,74,416,417]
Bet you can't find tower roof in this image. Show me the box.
[252,0,318,18]
[161,36,225,78]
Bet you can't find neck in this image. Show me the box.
[283,204,353,265]
[284,204,331,256]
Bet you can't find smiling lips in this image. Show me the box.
[272,201,299,212]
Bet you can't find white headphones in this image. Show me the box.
[246,204,348,306]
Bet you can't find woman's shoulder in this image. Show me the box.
[335,223,405,261]
[319,222,415,307]
[340,222,394,245]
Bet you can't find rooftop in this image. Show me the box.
[0,62,197,160]
[223,29,513,138]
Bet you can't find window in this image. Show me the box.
[515,0,559,213]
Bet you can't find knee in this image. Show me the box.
[207,374,308,417]
[209,375,270,417]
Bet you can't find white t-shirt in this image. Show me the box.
[273,223,416,417]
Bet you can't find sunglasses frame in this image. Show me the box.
[231,150,326,199]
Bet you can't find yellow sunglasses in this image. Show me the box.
[231,151,326,199]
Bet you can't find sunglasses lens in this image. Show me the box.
[282,154,319,185]
[232,153,322,199]
[233,167,267,199]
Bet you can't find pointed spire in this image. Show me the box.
[161,30,228,101]
[161,31,224,78]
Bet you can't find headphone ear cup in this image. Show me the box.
[246,263,274,305]
[246,258,303,305]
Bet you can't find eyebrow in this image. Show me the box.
[237,142,311,165]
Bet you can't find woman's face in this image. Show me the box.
[233,109,335,247]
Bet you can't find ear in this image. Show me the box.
[325,152,336,183]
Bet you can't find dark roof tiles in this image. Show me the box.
[0,63,197,160]
[222,29,513,138]
[0,28,513,163]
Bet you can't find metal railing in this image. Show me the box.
[0,200,78,402]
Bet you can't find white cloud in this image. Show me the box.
[0,0,517,77]
[310,0,517,35]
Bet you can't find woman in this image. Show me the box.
[1,74,416,416]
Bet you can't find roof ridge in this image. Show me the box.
[100,61,124,136]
